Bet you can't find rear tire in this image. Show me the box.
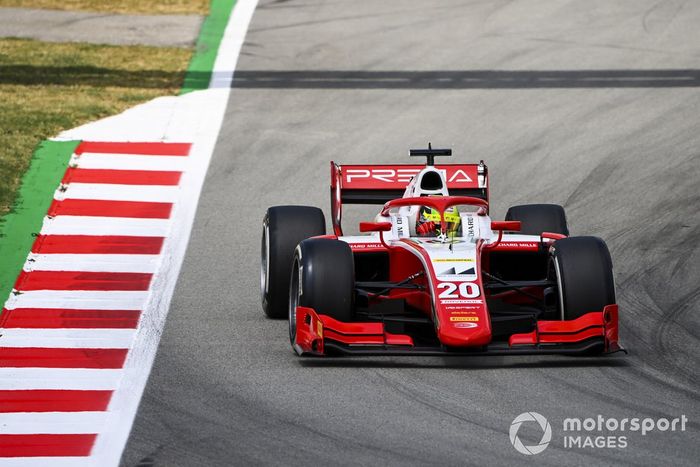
[261,206,325,319]
[550,236,615,321]
[505,204,569,236]
[289,239,354,343]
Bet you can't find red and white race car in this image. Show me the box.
[261,147,622,357]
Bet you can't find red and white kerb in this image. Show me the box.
[0,141,190,463]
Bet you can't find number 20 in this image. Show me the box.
[437,282,480,299]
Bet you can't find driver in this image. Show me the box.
[416,205,461,237]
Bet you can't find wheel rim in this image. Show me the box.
[553,257,565,320]
[289,258,300,345]
[260,221,269,307]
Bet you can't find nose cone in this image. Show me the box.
[437,318,492,347]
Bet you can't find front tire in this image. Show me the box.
[550,236,615,321]
[289,239,354,344]
[261,206,325,319]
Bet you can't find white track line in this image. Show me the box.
[4,291,149,311]
[0,412,107,434]
[25,254,160,273]
[0,329,135,349]
[0,458,94,467]
[0,369,122,390]
[57,184,180,203]
[73,153,190,171]
[41,216,170,237]
[12,0,263,464]
[91,2,261,465]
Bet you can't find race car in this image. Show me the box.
[261,146,622,357]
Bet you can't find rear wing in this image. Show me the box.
[330,161,488,235]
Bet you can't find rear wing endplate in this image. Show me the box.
[330,161,488,235]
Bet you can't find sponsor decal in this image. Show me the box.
[344,167,474,185]
[444,304,481,310]
[345,168,420,184]
[447,169,473,183]
[466,215,475,238]
[496,242,540,250]
[348,242,384,250]
[438,275,477,282]
[449,316,479,322]
[432,258,474,262]
[316,320,323,338]
[441,299,483,305]
[438,266,475,276]
[454,322,478,329]
[395,215,406,237]
[437,281,480,299]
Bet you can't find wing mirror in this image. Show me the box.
[359,221,392,233]
[541,232,566,241]
[484,220,521,250]
[490,221,521,231]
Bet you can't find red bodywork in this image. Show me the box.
[293,230,621,356]
[291,162,621,357]
[294,304,620,356]
[330,162,487,236]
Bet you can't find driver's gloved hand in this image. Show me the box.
[417,221,437,236]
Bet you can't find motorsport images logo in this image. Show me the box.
[509,412,689,455]
[509,412,552,455]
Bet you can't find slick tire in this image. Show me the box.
[261,206,325,319]
[550,236,615,321]
[289,239,354,343]
[505,204,569,236]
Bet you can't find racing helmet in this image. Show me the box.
[416,203,461,237]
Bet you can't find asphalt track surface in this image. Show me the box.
[122,1,700,465]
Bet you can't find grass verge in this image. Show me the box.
[0,141,79,306]
[0,37,192,214]
[181,0,236,93]
[0,0,209,15]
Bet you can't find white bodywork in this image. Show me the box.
[339,166,542,282]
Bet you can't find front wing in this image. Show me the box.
[292,305,623,357]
